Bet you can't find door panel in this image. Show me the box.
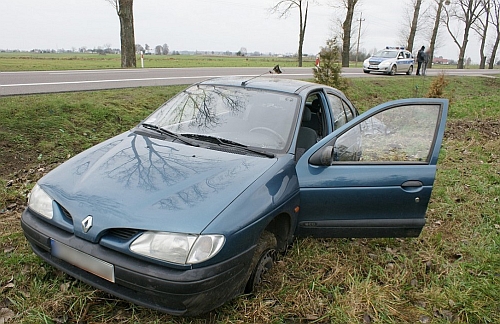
[295,99,448,238]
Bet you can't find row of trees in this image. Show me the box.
[135,44,170,55]
[108,0,499,69]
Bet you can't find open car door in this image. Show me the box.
[296,98,448,238]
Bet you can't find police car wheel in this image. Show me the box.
[389,65,397,76]
[406,66,413,75]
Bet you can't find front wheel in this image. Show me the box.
[388,65,397,76]
[245,231,277,293]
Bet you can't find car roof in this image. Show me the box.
[198,76,318,94]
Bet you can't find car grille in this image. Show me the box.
[56,202,140,241]
[369,60,380,66]
[60,205,73,221]
[107,228,140,240]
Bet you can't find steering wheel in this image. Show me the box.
[249,127,285,145]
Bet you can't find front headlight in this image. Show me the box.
[130,231,225,265]
[28,184,54,219]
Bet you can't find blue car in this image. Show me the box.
[21,76,448,316]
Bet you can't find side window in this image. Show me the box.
[342,100,354,122]
[333,104,441,163]
[327,94,347,129]
[405,52,411,59]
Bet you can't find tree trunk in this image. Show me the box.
[490,0,500,68]
[489,34,500,68]
[341,1,356,67]
[457,24,470,69]
[407,0,423,52]
[428,0,445,69]
[298,1,308,67]
[478,0,490,69]
[118,0,136,68]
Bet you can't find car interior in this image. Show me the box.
[296,94,325,160]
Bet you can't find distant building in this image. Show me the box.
[433,56,450,65]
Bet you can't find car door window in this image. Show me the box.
[342,100,354,122]
[334,104,441,163]
[327,94,347,129]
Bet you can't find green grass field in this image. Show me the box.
[0,74,499,323]
[0,52,317,71]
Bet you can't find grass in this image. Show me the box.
[1,74,499,323]
[0,52,317,71]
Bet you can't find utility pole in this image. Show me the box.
[355,12,365,66]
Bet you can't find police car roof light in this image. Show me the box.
[386,46,405,50]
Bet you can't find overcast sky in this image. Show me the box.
[0,0,485,62]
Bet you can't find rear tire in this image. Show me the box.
[406,65,413,75]
[245,231,277,293]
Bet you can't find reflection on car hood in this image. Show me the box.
[368,56,393,63]
[39,131,277,237]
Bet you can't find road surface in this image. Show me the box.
[1,67,498,96]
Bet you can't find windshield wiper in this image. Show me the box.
[140,123,199,147]
[181,134,275,158]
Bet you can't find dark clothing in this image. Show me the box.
[416,47,425,75]
[422,51,429,76]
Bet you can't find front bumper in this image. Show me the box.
[364,65,390,73]
[21,209,254,316]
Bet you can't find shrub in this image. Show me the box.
[313,38,348,91]
[427,71,449,98]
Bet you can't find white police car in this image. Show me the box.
[363,47,414,75]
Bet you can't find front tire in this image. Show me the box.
[245,231,277,293]
[388,65,397,76]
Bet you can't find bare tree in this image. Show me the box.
[408,0,424,52]
[443,0,486,69]
[106,0,136,68]
[489,0,500,68]
[472,0,491,68]
[338,0,361,67]
[271,0,309,67]
[397,0,430,51]
[428,0,447,68]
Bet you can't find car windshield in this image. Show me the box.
[142,84,300,152]
[374,50,398,58]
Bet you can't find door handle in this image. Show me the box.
[401,180,423,188]
[401,180,423,193]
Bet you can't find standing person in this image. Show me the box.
[422,49,430,76]
[416,46,425,75]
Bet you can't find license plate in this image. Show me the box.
[369,65,378,69]
[51,239,115,283]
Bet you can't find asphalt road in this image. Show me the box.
[1,66,498,96]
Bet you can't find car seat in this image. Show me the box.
[296,107,317,160]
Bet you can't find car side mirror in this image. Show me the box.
[309,145,334,166]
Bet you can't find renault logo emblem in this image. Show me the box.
[82,215,93,233]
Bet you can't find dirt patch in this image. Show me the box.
[0,136,42,179]
[445,118,500,141]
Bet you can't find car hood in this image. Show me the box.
[368,56,394,63]
[39,131,277,240]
